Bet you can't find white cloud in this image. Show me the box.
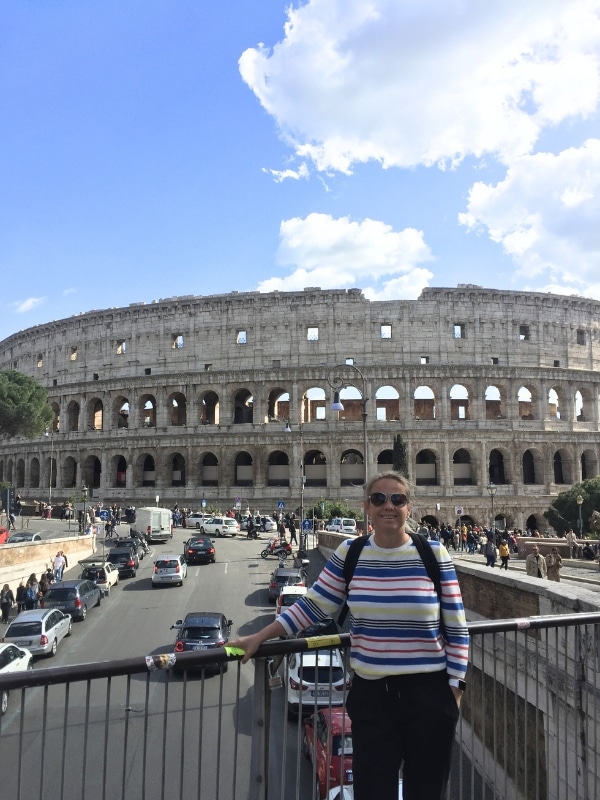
[459,139,600,289]
[13,297,45,313]
[63,287,76,296]
[239,0,600,173]
[262,162,309,182]
[256,212,434,298]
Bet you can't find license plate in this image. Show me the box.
[15,640,31,647]
[192,644,209,650]
[311,689,330,697]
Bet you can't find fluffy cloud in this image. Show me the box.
[239,0,600,173]
[459,139,600,287]
[13,297,45,313]
[256,212,434,298]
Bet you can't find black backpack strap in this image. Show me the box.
[338,536,370,625]
[408,531,446,640]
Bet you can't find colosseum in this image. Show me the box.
[1,284,599,532]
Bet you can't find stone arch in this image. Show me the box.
[548,386,567,420]
[199,452,218,486]
[522,448,543,485]
[304,449,327,486]
[335,384,365,423]
[267,449,289,486]
[414,386,435,420]
[375,385,400,421]
[16,458,25,487]
[525,513,546,534]
[517,385,536,420]
[377,449,393,470]
[113,395,130,429]
[488,448,509,484]
[553,449,572,484]
[168,392,187,426]
[110,454,127,488]
[485,384,506,419]
[340,448,365,486]
[30,457,40,488]
[234,451,253,486]
[83,455,101,489]
[450,384,470,420]
[167,452,186,487]
[304,387,326,421]
[88,398,104,430]
[581,449,597,481]
[135,453,156,487]
[452,448,474,485]
[233,390,253,424]
[267,388,290,422]
[140,395,157,428]
[415,449,438,485]
[574,387,594,421]
[67,401,80,432]
[63,456,77,488]
[199,391,219,425]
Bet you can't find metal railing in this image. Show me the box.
[1,613,599,800]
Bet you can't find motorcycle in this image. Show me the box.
[260,538,293,560]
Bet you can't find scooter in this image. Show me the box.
[260,538,293,560]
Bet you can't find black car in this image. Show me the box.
[183,536,216,564]
[171,612,233,672]
[41,579,102,621]
[113,537,145,560]
[106,547,139,578]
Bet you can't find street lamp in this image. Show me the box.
[284,415,305,555]
[45,427,55,510]
[327,364,369,533]
[486,483,497,532]
[577,494,584,537]
[82,484,88,536]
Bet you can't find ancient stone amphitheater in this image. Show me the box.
[1,285,598,531]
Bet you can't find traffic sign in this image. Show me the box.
[277,501,285,509]
[302,519,312,531]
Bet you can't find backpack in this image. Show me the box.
[25,586,37,602]
[337,532,447,639]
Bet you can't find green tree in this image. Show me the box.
[392,433,409,478]
[0,370,53,438]
[544,477,600,537]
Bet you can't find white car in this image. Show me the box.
[152,554,188,587]
[286,648,350,718]
[187,512,212,528]
[275,586,307,619]
[78,559,120,595]
[325,519,357,534]
[0,642,33,715]
[200,517,240,537]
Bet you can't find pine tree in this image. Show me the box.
[392,434,409,478]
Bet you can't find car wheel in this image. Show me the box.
[196,522,200,528]
[199,526,205,534]
[1,690,8,716]
[81,606,87,621]
[66,621,73,637]
[95,593,101,607]
[132,570,137,578]
[27,660,34,670]
[49,638,58,657]
[215,530,222,537]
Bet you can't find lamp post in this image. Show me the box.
[486,482,497,532]
[327,364,369,534]
[45,427,55,510]
[82,484,88,536]
[285,415,306,555]
[577,494,584,537]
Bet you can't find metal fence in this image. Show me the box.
[1,612,599,800]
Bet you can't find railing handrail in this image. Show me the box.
[2,610,600,692]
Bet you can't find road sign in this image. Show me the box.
[277,501,285,509]
[302,519,312,531]
[455,506,464,516]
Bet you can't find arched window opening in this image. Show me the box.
[234,391,253,424]
[268,450,290,486]
[452,449,473,485]
[375,386,400,421]
[304,450,327,487]
[340,449,364,486]
[414,386,435,420]
[234,451,253,486]
[200,452,218,486]
[489,449,507,485]
[415,450,438,485]
[450,384,470,420]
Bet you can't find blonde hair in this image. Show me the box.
[365,471,411,501]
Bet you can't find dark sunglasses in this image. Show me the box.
[368,492,409,508]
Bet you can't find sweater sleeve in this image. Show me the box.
[435,542,470,680]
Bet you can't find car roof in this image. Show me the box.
[48,580,89,588]
[155,553,182,560]
[272,567,302,576]
[183,611,225,625]
[7,609,56,622]
[280,586,307,597]
[314,707,352,733]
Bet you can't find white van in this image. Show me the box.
[325,518,357,534]
[132,507,173,544]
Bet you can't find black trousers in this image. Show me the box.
[346,671,459,800]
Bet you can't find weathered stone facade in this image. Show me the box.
[1,285,599,529]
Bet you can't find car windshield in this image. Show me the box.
[156,560,178,569]
[108,552,130,562]
[83,568,104,580]
[45,588,77,600]
[182,626,220,640]
[332,734,353,756]
[300,666,345,684]
[281,594,302,607]
[6,621,42,636]
[342,519,355,526]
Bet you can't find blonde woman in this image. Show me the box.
[546,547,563,582]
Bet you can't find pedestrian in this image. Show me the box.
[288,517,298,545]
[278,519,286,541]
[483,536,497,567]
[546,547,563,582]
[25,574,40,609]
[8,511,16,530]
[0,583,15,623]
[229,471,469,800]
[566,528,579,558]
[53,551,66,581]
[15,581,27,613]
[498,539,510,570]
[525,545,547,579]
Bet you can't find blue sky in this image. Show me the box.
[2,0,600,343]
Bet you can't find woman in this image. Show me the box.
[546,547,563,582]
[25,573,40,609]
[0,583,14,623]
[15,581,27,613]
[229,471,469,800]
[498,539,510,570]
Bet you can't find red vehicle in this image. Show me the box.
[0,526,9,545]
[303,708,353,800]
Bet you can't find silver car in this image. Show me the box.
[2,608,72,657]
[152,554,188,587]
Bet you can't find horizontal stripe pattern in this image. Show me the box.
[278,536,469,680]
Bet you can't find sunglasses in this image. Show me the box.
[368,492,409,508]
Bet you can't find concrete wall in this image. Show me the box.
[0,537,96,596]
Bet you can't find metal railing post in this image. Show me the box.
[249,657,271,800]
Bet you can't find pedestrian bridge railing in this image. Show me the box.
[1,612,599,800]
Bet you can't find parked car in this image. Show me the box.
[41,579,102,621]
[303,708,354,800]
[78,558,120,595]
[267,566,306,602]
[0,642,34,715]
[257,516,278,533]
[106,547,139,578]
[183,536,216,564]
[152,554,187,587]
[0,526,9,544]
[286,648,350,718]
[200,517,239,537]
[325,519,357,534]
[113,537,145,560]
[275,586,308,619]
[2,608,72,657]
[187,512,212,528]
[171,612,233,672]
[6,532,42,544]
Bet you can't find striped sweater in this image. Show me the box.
[277,535,469,681]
